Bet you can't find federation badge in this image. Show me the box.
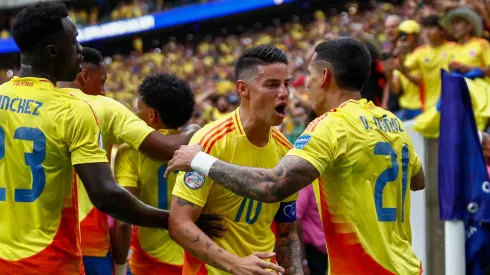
[294,134,312,149]
[184,171,205,190]
[469,49,477,58]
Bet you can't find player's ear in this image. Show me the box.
[320,68,331,89]
[80,68,89,82]
[45,44,57,58]
[236,80,249,98]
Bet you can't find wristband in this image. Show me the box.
[191,152,218,176]
[478,131,483,144]
[115,264,127,275]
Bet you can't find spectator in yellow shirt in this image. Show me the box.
[441,7,490,82]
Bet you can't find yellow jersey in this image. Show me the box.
[114,129,183,275]
[0,77,107,274]
[63,88,154,258]
[173,109,298,275]
[406,42,457,110]
[288,99,422,275]
[450,38,490,83]
[394,53,422,110]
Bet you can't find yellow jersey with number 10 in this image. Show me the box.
[288,99,422,275]
[172,109,298,275]
[0,77,108,274]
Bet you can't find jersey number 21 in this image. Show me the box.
[374,142,409,222]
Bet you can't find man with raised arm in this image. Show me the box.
[166,38,426,275]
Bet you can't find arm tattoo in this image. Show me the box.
[206,241,212,249]
[208,156,319,203]
[192,234,200,242]
[275,222,303,275]
[177,197,195,208]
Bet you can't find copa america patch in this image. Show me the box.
[184,171,205,190]
[294,134,312,149]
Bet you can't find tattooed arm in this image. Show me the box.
[207,156,320,203]
[168,196,284,275]
[275,221,303,275]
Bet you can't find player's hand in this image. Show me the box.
[231,252,285,275]
[165,144,204,177]
[393,40,410,57]
[196,214,227,238]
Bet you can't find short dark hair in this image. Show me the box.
[422,15,443,29]
[314,37,371,91]
[234,44,288,82]
[139,74,195,129]
[12,2,69,51]
[82,47,103,67]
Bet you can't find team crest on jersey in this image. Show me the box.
[184,171,205,190]
[294,134,312,149]
[98,131,104,149]
[469,49,477,58]
[424,57,431,63]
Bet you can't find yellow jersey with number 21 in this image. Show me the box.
[288,99,422,275]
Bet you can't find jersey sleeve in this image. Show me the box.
[409,144,422,177]
[480,40,490,67]
[172,131,215,207]
[102,97,154,149]
[65,100,108,165]
[287,117,336,175]
[114,144,139,188]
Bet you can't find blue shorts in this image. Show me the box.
[83,252,113,275]
[394,108,422,121]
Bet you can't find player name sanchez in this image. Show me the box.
[0,95,43,116]
[359,115,405,133]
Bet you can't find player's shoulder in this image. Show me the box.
[411,45,429,55]
[116,143,139,158]
[191,112,237,150]
[271,127,293,151]
[473,37,490,48]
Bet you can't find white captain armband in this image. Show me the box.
[274,201,297,222]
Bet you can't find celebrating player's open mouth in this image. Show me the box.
[274,102,287,119]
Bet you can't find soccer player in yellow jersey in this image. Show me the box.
[440,8,490,82]
[396,15,457,110]
[58,47,207,275]
[169,45,299,275]
[388,20,423,120]
[167,38,427,275]
[0,3,195,274]
[112,74,196,275]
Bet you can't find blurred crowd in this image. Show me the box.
[0,0,215,38]
[3,0,490,142]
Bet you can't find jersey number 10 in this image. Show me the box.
[0,127,46,202]
[374,142,409,222]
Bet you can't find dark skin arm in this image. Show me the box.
[75,163,169,228]
[111,187,138,265]
[275,221,303,275]
[139,124,200,160]
[410,168,425,191]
